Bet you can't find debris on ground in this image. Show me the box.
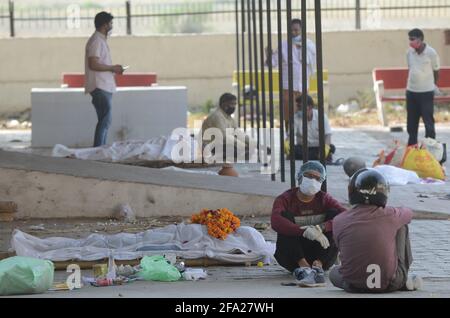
[0,201,18,222]
[29,224,45,231]
[93,264,108,278]
[253,223,269,231]
[113,203,136,223]
[182,268,207,281]
[90,276,136,287]
[49,282,72,292]
[0,109,32,130]
[117,264,138,277]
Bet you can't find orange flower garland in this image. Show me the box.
[191,208,241,240]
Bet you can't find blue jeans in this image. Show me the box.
[90,88,113,147]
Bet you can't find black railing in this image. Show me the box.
[235,0,326,187]
[2,0,450,37]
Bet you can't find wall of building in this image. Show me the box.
[1,29,449,114]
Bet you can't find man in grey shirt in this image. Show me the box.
[406,28,440,146]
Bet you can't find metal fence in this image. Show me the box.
[1,0,450,37]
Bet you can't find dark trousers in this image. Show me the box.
[91,88,113,147]
[330,225,413,293]
[406,90,435,146]
[274,210,339,273]
[294,144,335,163]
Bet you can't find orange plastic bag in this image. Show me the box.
[401,146,445,180]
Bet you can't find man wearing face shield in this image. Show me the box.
[271,161,345,287]
[85,11,125,147]
[201,93,252,162]
[265,19,316,133]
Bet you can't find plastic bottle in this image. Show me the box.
[106,251,117,280]
[95,278,113,287]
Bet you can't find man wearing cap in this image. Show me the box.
[271,161,346,287]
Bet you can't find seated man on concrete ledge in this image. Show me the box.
[271,161,346,287]
[330,168,423,293]
[293,95,337,164]
[200,93,254,162]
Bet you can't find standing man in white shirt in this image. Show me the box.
[85,11,124,147]
[406,28,440,146]
[265,19,316,133]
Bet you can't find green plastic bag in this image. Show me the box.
[0,256,54,296]
[138,255,181,282]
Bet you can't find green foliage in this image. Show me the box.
[202,99,215,114]
[355,89,376,109]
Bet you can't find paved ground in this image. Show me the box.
[3,219,450,298]
[0,126,449,298]
[1,125,450,217]
[198,125,450,217]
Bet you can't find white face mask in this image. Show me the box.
[299,176,322,196]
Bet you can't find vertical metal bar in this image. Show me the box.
[241,0,247,131]
[258,0,267,166]
[301,0,309,163]
[315,0,326,192]
[267,0,276,181]
[9,0,14,37]
[277,0,285,182]
[287,0,296,189]
[247,0,255,131]
[235,0,241,128]
[355,0,361,30]
[252,0,261,160]
[126,0,132,35]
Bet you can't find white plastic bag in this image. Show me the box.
[182,268,207,281]
[113,203,136,223]
[421,138,444,163]
[106,251,117,280]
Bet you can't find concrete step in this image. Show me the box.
[0,150,289,219]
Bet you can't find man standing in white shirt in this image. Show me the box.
[265,19,316,132]
[85,11,124,147]
[406,28,440,146]
[293,95,335,163]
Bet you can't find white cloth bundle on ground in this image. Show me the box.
[373,165,445,186]
[161,166,218,175]
[52,137,176,162]
[373,165,421,186]
[11,224,275,264]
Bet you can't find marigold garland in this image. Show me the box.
[191,208,241,240]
